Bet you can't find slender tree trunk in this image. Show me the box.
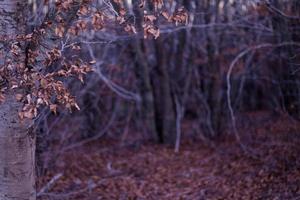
[202,0,223,138]
[132,2,158,142]
[0,1,36,199]
[133,40,158,142]
[153,38,176,144]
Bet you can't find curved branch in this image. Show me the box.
[226,42,300,150]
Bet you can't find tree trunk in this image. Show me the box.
[0,1,36,199]
[152,38,176,144]
[133,40,158,142]
[0,95,35,200]
[132,2,158,142]
[202,0,223,138]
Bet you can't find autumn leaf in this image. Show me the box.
[50,104,58,114]
[15,94,23,101]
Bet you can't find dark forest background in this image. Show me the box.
[35,0,300,184]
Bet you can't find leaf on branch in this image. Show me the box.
[161,11,171,21]
[15,94,23,101]
[0,93,5,103]
[139,0,145,8]
[153,0,163,11]
[50,104,58,114]
[55,25,65,38]
[77,5,89,16]
[145,15,157,23]
[72,45,81,50]
[124,25,137,34]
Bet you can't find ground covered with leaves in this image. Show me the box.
[38,112,300,200]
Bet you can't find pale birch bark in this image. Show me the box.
[0,1,36,199]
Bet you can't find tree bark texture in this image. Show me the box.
[0,1,36,199]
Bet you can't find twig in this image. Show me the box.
[37,173,63,197]
[87,44,141,102]
[265,1,300,20]
[174,95,183,153]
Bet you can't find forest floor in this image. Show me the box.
[37,111,300,200]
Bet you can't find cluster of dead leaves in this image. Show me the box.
[4,0,95,119]
[17,59,93,119]
[1,0,189,120]
[114,0,188,38]
[143,6,188,39]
